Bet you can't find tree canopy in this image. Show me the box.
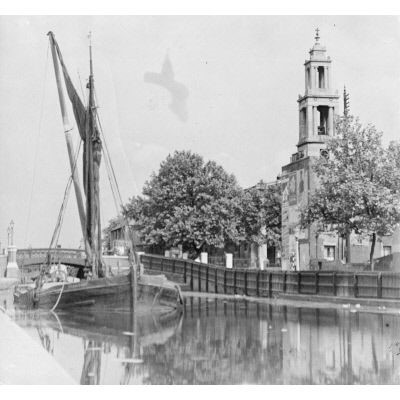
[300,116,400,268]
[241,181,281,247]
[123,151,244,259]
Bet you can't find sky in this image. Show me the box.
[1,15,400,249]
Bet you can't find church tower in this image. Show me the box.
[280,29,340,271]
[297,28,339,158]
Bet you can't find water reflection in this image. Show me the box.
[11,297,400,384]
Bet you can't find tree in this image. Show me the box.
[123,150,243,259]
[300,116,400,269]
[241,181,281,247]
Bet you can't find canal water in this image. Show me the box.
[4,293,400,384]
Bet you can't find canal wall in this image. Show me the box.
[140,254,400,304]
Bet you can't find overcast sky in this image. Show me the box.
[1,15,399,248]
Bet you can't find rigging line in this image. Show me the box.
[77,70,87,104]
[94,92,124,208]
[52,139,83,247]
[48,176,73,253]
[24,41,50,247]
[97,116,122,207]
[98,116,123,209]
[103,143,121,215]
[45,139,83,270]
[95,109,123,215]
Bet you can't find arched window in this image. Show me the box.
[317,66,325,88]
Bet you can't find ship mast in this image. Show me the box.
[47,31,92,261]
[86,32,104,277]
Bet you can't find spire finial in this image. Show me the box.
[315,27,320,43]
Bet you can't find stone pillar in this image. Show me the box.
[307,105,313,137]
[200,252,208,264]
[314,67,318,88]
[5,220,19,279]
[136,251,145,275]
[328,106,334,136]
[299,109,302,138]
[258,243,268,270]
[250,244,258,268]
[225,253,233,269]
[6,246,19,279]
[313,106,318,136]
[326,67,330,88]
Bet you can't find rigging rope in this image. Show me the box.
[94,93,139,267]
[94,89,124,211]
[43,139,82,272]
[24,41,50,247]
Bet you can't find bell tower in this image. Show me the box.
[281,29,341,271]
[297,28,339,157]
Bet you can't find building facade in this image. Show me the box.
[280,31,399,271]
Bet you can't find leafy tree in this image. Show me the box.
[300,116,400,269]
[123,150,244,259]
[241,181,281,247]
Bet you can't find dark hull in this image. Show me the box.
[14,274,183,314]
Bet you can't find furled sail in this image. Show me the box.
[49,33,104,277]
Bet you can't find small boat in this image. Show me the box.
[14,32,182,313]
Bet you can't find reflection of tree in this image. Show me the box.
[80,340,102,385]
[128,299,400,385]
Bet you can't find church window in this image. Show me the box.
[318,66,325,88]
[324,245,335,261]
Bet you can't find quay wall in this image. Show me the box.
[140,254,400,302]
[0,310,76,384]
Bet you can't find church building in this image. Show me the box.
[280,30,399,271]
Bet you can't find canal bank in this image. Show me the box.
[0,293,76,385]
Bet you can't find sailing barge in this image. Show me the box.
[14,32,182,313]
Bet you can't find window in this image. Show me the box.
[383,246,392,257]
[318,66,325,88]
[324,245,335,261]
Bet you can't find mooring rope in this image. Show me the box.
[50,281,66,312]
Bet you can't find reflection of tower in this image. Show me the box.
[80,340,102,385]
